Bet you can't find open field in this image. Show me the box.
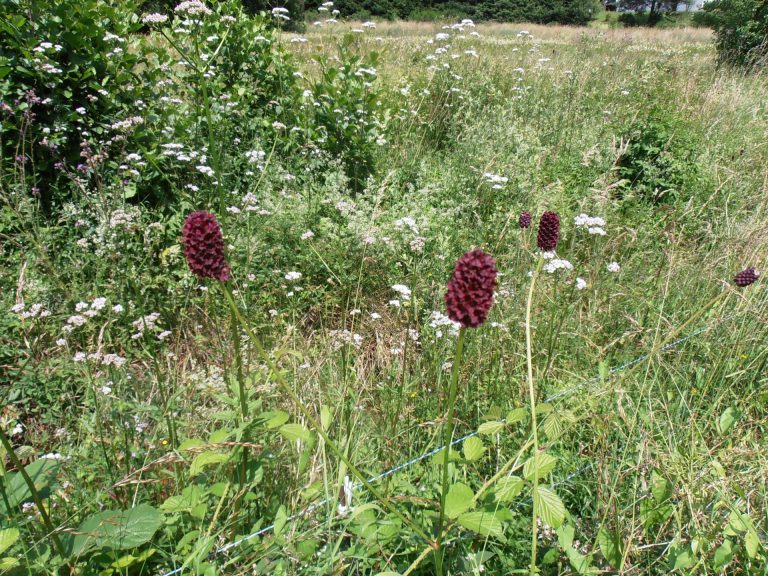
[1,7,767,575]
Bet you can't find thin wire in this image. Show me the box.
[157,310,738,576]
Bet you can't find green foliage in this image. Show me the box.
[615,110,700,204]
[700,0,768,68]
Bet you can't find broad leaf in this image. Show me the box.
[713,539,733,569]
[445,483,474,519]
[189,451,229,477]
[523,452,557,481]
[506,407,527,425]
[2,458,62,512]
[535,486,565,528]
[463,437,484,461]
[597,526,623,568]
[457,510,505,541]
[67,504,163,557]
[0,528,19,555]
[477,421,504,435]
[279,423,311,443]
[494,476,525,502]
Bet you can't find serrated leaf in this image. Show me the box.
[445,483,474,519]
[279,423,310,443]
[457,510,505,541]
[66,504,163,557]
[523,452,557,481]
[494,476,525,502]
[0,528,19,555]
[463,437,484,461]
[0,557,19,570]
[477,421,504,435]
[535,486,565,528]
[598,527,623,568]
[189,451,228,477]
[506,407,527,425]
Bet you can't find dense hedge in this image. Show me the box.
[697,0,768,68]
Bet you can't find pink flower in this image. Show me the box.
[182,211,231,281]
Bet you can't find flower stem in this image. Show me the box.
[435,326,466,576]
[0,427,68,562]
[219,284,432,545]
[526,256,544,575]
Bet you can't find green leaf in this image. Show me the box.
[669,545,694,570]
[650,470,671,503]
[457,510,506,541]
[717,407,739,435]
[2,458,62,512]
[463,437,484,461]
[263,411,290,429]
[745,528,762,559]
[279,423,311,443]
[505,407,527,425]
[273,505,288,537]
[713,539,733,569]
[0,557,19,570]
[494,476,525,502]
[0,528,19,555]
[558,523,575,549]
[66,504,163,557]
[597,527,623,568]
[523,452,557,481]
[189,451,229,477]
[535,486,566,528]
[477,421,504,435]
[320,405,332,431]
[445,483,475,519]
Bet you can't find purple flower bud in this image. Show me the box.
[734,267,759,287]
[182,211,231,281]
[519,211,532,229]
[537,211,560,252]
[445,249,497,328]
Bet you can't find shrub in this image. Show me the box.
[700,0,768,68]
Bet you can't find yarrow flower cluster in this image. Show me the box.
[175,1,212,16]
[543,258,573,274]
[537,212,560,252]
[428,311,461,338]
[574,213,606,236]
[606,262,621,273]
[445,249,497,328]
[182,211,231,281]
[734,267,760,287]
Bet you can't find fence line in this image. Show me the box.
[157,309,740,576]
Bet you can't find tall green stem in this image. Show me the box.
[435,327,466,576]
[219,284,431,545]
[0,427,68,562]
[526,257,544,575]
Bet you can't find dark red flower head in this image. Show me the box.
[519,211,532,229]
[734,267,759,287]
[182,211,231,281]
[445,249,497,328]
[537,211,560,252]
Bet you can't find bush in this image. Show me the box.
[701,0,768,68]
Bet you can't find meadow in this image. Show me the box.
[1,2,767,574]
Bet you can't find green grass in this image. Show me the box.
[1,10,767,576]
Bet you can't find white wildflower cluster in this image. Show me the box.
[329,329,364,350]
[131,312,162,340]
[575,277,588,290]
[11,422,24,436]
[142,13,169,24]
[272,6,290,21]
[483,172,509,189]
[73,350,127,368]
[362,21,376,29]
[175,1,212,16]
[301,230,314,240]
[11,302,51,320]
[394,216,418,234]
[160,143,200,163]
[284,271,302,282]
[607,262,621,273]
[111,116,144,132]
[543,259,574,274]
[574,213,607,236]
[391,284,412,302]
[109,208,137,229]
[428,311,461,338]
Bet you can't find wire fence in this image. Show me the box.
[157,309,741,576]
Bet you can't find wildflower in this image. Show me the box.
[100,385,112,395]
[370,312,381,320]
[285,271,302,282]
[392,284,411,301]
[73,352,86,362]
[428,310,461,338]
[543,259,573,274]
[575,277,587,290]
[112,304,124,314]
[445,249,497,328]
[588,227,606,236]
[56,338,67,347]
[182,211,231,281]
[607,262,620,273]
[11,422,23,436]
[519,211,532,229]
[537,212,560,252]
[142,13,169,24]
[734,267,760,287]
[301,230,315,240]
[175,1,212,16]
[157,330,172,341]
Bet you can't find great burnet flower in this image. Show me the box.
[445,249,497,328]
[182,211,231,281]
[537,211,560,252]
[734,267,760,287]
[519,211,532,229]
